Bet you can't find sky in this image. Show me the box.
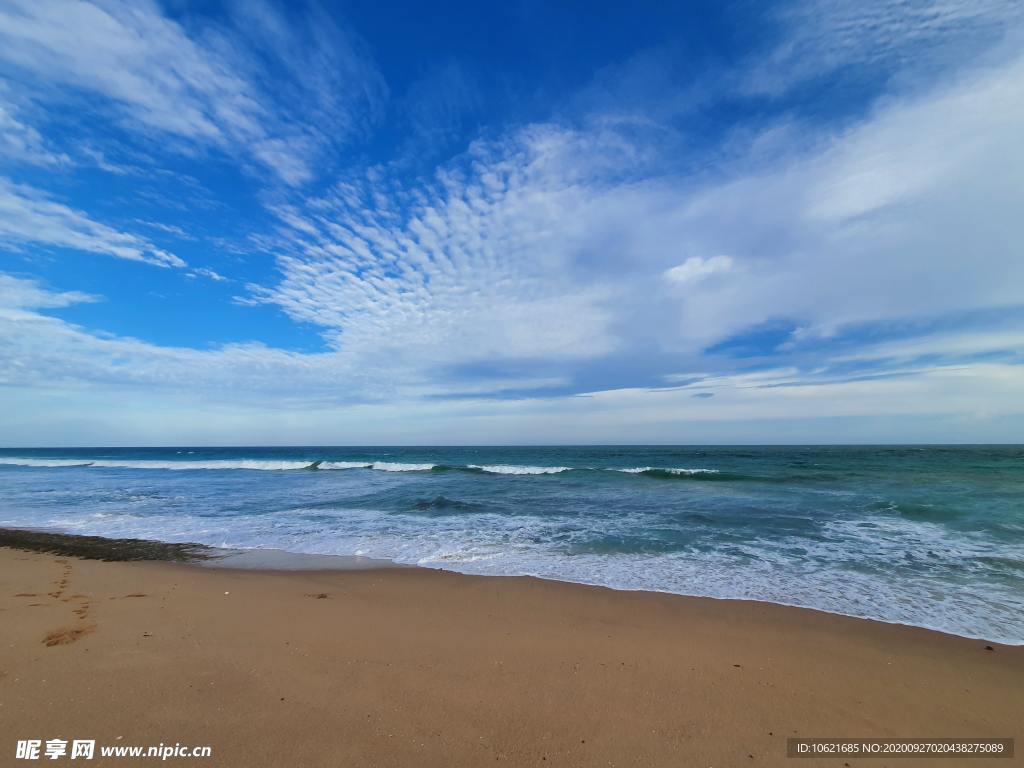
[0,0,1022,446]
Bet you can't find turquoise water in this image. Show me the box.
[1,445,1021,643]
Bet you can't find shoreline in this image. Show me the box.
[3,445,1020,647]
[2,526,1019,647]
[2,531,1023,766]
[0,526,406,570]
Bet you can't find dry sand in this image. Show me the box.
[1,545,1021,767]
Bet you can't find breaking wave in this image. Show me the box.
[3,445,1023,644]
[0,458,803,483]
[468,464,571,475]
[617,467,739,480]
[2,457,711,478]
[0,458,315,471]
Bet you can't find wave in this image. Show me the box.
[0,458,575,476]
[0,458,97,468]
[93,459,317,471]
[468,464,571,475]
[0,458,317,471]
[372,462,437,472]
[316,461,439,472]
[0,457,444,473]
[618,467,726,480]
[615,467,783,482]
[1,457,740,480]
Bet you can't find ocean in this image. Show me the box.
[1,445,1021,644]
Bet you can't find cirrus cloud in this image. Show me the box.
[0,177,185,267]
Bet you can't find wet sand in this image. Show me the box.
[0,534,1021,767]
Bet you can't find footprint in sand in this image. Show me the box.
[47,561,73,599]
[40,559,96,647]
[43,626,94,647]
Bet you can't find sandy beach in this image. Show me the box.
[1,537,1021,767]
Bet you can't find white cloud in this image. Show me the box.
[0,273,571,405]
[229,48,1024,406]
[651,53,1024,348]
[0,273,99,309]
[745,0,1023,94]
[134,220,195,240]
[0,177,185,267]
[832,329,1024,363]
[665,255,733,284]
[1,265,1022,444]
[0,276,324,394]
[528,362,1024,443]
[251,126,624,373]
[0,1,1022,443]
[0,0,385,185]
[0,91,70,167]
[2,300,1021,444]
[189,267,229,283]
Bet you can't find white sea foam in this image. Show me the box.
[301,460,437,471]
[0,458,709,475]
[370,462,436,472]
[93,459,315,471]
[0,458,96,467]
[617,467,719,475]
[469,464,571,475]
[3,449,1021,645]
[1,458,434,472]
[5,492,1022,645]
[0,458,314,471]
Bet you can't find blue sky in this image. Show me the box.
[0,0,1022,445]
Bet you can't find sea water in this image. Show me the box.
[1,445,1021,643]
